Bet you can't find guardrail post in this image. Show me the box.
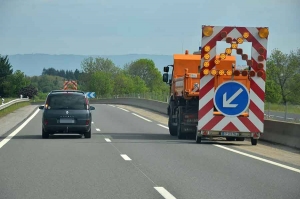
[284,103,287,121]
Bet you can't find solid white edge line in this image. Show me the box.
[96,128,101,131]
[0,109,40,149]
[154,187,177,199]
[157,124,169,129]
[214,144,300,174]
[120,154,132,161]
[131,113,152,122]
[104,138,111,142]
[117,107,129,112]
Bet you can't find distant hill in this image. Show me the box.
[7,53,247,76]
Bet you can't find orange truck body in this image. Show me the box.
[172,52,250,101]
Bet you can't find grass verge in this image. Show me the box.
[0,102,30,118]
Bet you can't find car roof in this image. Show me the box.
[48,90,86,96]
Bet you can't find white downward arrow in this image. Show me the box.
[223,88,243,108]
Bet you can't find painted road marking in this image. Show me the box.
[214,144,300,174]
[108,105,115,107]
[157,124,169,129]
[96,128,101,131]
[154,187,177,199]
[132,113,152,122]
[120,154,132,161]
[92,121,94,124]
[117,107,129,112]
[0,109,40,149]
[105,138,111,142]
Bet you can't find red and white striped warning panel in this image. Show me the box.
[63,80,78,90]
[197,26,269,133]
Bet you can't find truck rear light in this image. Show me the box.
[257,70,264,77]
[44,120,48,125]
[242,70,248,76]
[210,69,217,75]
[234,70,240,76]
[226,70,232,76]
[249,71,256,77]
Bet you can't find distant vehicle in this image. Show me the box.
[38,90,95,139]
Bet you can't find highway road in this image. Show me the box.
[0,104,300,199]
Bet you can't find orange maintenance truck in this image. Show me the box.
[163,25,269,145]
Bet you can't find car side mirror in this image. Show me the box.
[90,106,95,110]
[39,105,44,110]
[163,66,169,73]
[162,73,169,83]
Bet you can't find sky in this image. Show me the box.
[0,0,299,56]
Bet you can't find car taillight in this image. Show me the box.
[86,120,90,125]
[44,119,48,125]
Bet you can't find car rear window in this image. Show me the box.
[47,94,87,110]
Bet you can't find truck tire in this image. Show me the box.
[168,116,177,136]
[196,135,202,143]
[251,138,258,145]
[177,108,185,139]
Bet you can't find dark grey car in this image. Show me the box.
[38,90,95,139]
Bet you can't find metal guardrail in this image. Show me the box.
[0,98,30,111]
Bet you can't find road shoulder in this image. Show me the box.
[0,105,39,137]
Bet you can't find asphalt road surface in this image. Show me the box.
[0,104,299,199]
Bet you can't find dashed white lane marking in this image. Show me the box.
[132,113,152,122]
[96,128,101,131]
[108,105,115,107]
[117,107,129,112]
[0,109,40,149]
[154,187,177,199]
[105,138,111,142]
[92,121,94,124]
[120,154,132,161]
[214,144,300,174]
[157,124,169,129]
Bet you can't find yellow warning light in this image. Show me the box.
[220,53,226,60]
[203,26,213,37]
[226,70,232,76]
[231,43,238,49]
[258,28,269,38]
[243,32,249,38]
[203,61,210,67]
[210,69,217,75]
[204,46,211,52]
[237,37,244,44]
[204,53,210,60]
[219,70,225,75]
[214,59,220,65]
[203,69,209,75]
[225,48,232,55]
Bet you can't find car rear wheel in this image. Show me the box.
[42,129,49,139]
[84,129,91,138]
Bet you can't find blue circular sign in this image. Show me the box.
[214,81,250,117]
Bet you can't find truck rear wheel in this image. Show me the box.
[177,108,185,139]
[168,116,177,136]
[251,138,258,145]
[196,135,201,143]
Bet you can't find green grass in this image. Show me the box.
[265,103,300,114]
[0,102,30,118]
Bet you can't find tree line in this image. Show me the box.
[0,48,299,105]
